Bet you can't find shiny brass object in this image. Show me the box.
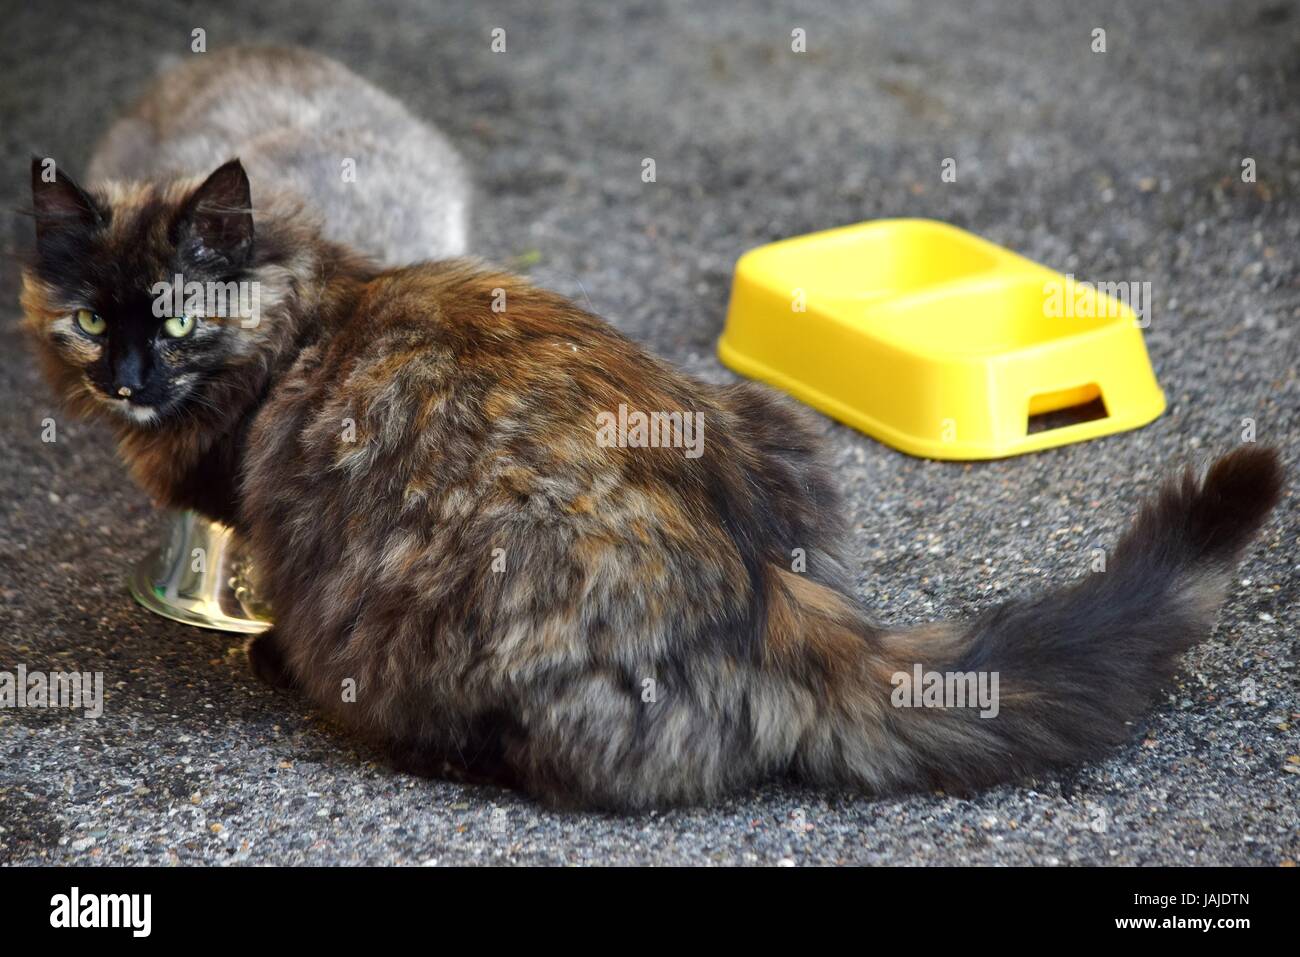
[129,511,272,634]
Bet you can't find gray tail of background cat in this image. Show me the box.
[789,446,1284,794]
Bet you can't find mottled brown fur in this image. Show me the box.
[24,159,1284,810]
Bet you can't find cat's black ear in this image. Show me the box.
[177,158,254,271]
[30,157,102,253]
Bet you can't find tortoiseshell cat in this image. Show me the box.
[23,152,1282,807]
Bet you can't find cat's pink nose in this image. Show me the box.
[117,386,133,398]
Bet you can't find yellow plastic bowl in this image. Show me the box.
[717,219,1165,459]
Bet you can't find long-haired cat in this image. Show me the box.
[87,46,469,265]
[23,159,1283,808]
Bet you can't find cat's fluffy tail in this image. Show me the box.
[784,446,1284,794]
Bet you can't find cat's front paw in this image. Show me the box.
[245,629,294,691]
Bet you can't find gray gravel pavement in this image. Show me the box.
[1,0,1297,865]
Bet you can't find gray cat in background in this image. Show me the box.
[87,45,470,264]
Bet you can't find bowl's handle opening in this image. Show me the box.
[1027,384,1108,434]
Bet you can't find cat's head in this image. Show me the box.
[22,158,286,429]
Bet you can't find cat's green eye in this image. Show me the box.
[164,314,196,338]
[75,309,106,336]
